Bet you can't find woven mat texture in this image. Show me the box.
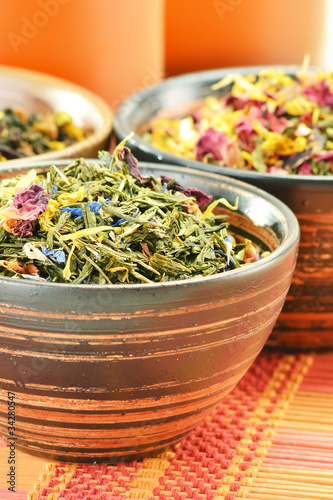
[1,349,332,500]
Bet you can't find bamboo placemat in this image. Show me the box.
[1,348,332,500]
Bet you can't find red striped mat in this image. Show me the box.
[1,349,332,500]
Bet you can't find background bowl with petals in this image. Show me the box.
[0,159,299,462]
[0,65,113,166]
[113,66,333,350]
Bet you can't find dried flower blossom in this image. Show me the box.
[13,184,51,212]
[38,199,59,231]
[12,220,36,237]
[303,79,333,108]
[243,240,260,264]
[57,186,87,206]
[0,260,39,276]
[88,201,102,214]
[196,128,226,162]
[23,243,49,262]
[0,184,51,236]
[118,146,142,179]
[186,188,212,207]
[159,175,212,207]
[42,246,66,263]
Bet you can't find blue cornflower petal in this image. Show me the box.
[88,201,102,214]
[214,250,227,257]
[38,182,57,195]
[61,207,83,217]
[132,207,139,217]
[161,182,168,194]
[42,246,66,264]
[112,218,126,227]
[224,235,234,265]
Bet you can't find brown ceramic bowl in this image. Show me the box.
[113,66,333,350]
[0,65,113,165]
[0,159,299,462]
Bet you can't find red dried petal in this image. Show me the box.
[243,240,260,264]
[303,78,333,108]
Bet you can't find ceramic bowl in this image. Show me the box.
[0,159,299,462]
[113,66,333,350]
[0,64,113,165]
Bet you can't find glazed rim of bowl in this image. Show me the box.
[0,159,300,291]
[113,65,333,185]
[0,64,113,165]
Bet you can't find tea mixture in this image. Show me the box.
[145,66,333,176]
[0,107,92,161]
[0,140,268,284]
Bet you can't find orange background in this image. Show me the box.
[0,0,329,109]
[0,0,164,110]
[165,0,327,77]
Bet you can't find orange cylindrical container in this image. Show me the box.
[165,0,327,76]
[0,0,165,110]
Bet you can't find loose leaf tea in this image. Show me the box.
[0,108,93,161]
[144,60,333,176]
[0,141,268,284]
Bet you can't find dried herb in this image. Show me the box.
[144,61,333,176]
[0,108,93,161]
[0,141,268,284]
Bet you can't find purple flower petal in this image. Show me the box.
[13,184,51,218]
[12,220,35,237]
[186,187,212,207]
[118,147,141,179]
[160,175,187,193]
[303,78,333,108]
[313,151,333,161]
[160,176,212,207]
[195,127,244,168]
[297,162,313,175]
[196,128,226,162]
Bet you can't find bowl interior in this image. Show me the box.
[114,65,333,188]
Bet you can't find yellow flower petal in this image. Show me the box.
[47,140,66,151]
[63,244,75,281]
[261,133,307,156]
[38,199,59,230]
[284,96,316,116]
[60,226,115,241]
[62,122,85,142]
[252,120,270,139]
[202,197,238,221]
[57,186,87,205]
[241,150,253,165]
[14,169,37,193]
